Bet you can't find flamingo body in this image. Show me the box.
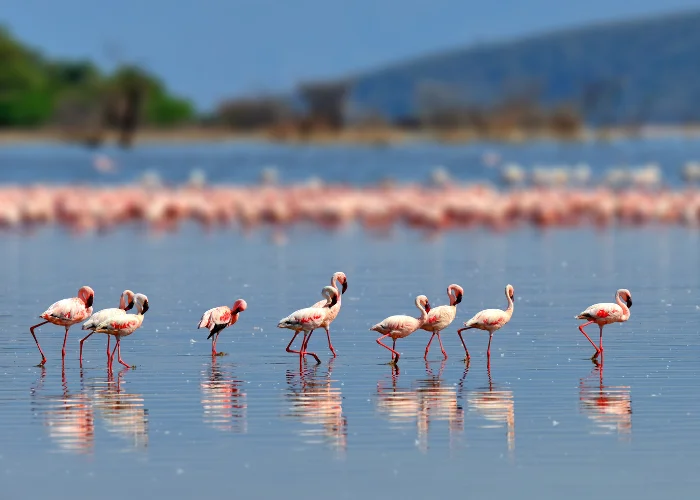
[198,299,248,356]
[80,290,134,363]
[309,271,348,356]
[371,295,430,364]
[421,284,463,360]
[457,284,514,361]
[575,288,632,358]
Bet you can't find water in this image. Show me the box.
[1,142,700,499]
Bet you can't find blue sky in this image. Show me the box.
[2,0,698,110]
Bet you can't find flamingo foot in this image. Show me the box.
[215,351,227,357]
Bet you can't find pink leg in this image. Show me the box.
[436,332,448,360]
[286,331,302,355]
[376,334,400,363]
[486,332,493,358]
[578,321,601,357]
[325,327,337,357]
[212,332,220,356]
[109,342,118,371]
[79,331,94,364]
[599,324,604,354]
[424,333,436,360]
[301,330,321,364]
[106,336,111,359]
[61,326,70,359]
[29,320,49,366]
[115,339,130,368]
[457,328,470,361]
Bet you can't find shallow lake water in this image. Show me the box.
[0,223,699,499]
[1,140,700,499]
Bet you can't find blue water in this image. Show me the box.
[0,143,699,499]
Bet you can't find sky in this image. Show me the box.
[2,0,698,110]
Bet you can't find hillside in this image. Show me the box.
[346,11,700,125]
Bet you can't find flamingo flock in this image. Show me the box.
[4,183,700,234]
[28,272,631,370]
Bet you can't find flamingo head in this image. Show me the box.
[449,284,464,306]
[232,299,248,315]
[333,272,348,294]
[121,290,135,311]
[417,295,431,313]
[617,289,632,308]
[78,286,95,308]
[134,293,149,314]
[506,284,515,301]
[322,286,338,308]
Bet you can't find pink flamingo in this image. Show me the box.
[457,285,514,362]
[79,290,134,364]
[277,286,339,364]
[421,284,464,360]
[30,286,95,365]
[309,271,348,357]
[198,299,248,356]
[82,294,149,369]
[575,289,632,359]
[370,295,431,364]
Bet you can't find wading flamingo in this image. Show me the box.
[80,290,134,364]
[82,293,149,369]
[575,289,632,359]
[457,285,514,362]
[198,299,248,356]
[30,286,95,365]
[421,284,464,360]
[278,286,339,364]
[309,271,348,356]
[370,295,431,364]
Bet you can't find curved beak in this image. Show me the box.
[626,297,632,308]
[142,301,150,314]
[425,302,431,313]
[329,295,338,308]
[342,281,348,294]
[454,292,463,305]
[86,295,94,308]
[126,300,135,311]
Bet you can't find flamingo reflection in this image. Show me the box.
[376,362,465,452]
[464,363,516,453]
[200,358,248,433]
[83,369,149,450]
[579,363,632,438]
[30,367,94,454]
[284,359,347,452]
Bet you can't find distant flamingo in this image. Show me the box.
[30,286,95,365]
[575,289,632,359]
[421,284,464,360]
[457,284,514,362]
[309,272,348,356]
[198,299,248,356]
[278,286,339,364]
[80,290,135,364]
[82,294,149,369]
[370,295,431,364]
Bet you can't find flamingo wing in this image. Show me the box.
[42,297,91,323]
[577,303,623,321]
[92,312,141,335]
[199,306,231,332]
[278,307,327,330]
[83,307,123,330]
[465,309,507,329]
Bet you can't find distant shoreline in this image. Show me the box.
[2,125,700,147]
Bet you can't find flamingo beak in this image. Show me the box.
[425,302,431,313]
[86,295,94,308]
[142,301,150,313]
[626,297,632,308]
[454,292,463,305]
[126,300,135,311]
[342,281,348,294]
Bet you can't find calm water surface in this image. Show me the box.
[0,224,698,499]
[1,141,700,499]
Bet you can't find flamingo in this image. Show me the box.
[79,290,135,364]
[370,295,431,364]
[81,293,149,369]
[457,284,514,362]
[421,284,464,360]
[309,271,348,356]
[278,286,339,364]
[198,299,248,356]
[30,286,95,365]
[575,289,632,359]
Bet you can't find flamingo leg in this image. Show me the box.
[325,327,337,357]
[109,342,118,371]
[457,328,470,361]
[578,321,601,356]
[376,334,400,363]
[599,324,604,355]
[212,332,220,356]
[29,320,49,365]
[424,333,436,360]
[61,326,70,359]
[487,332,493,358]
[115,338,130,368]
[436,332,448,359]
[286,331,302,355]
[301,330,321,364]
[106,335,111,360]
[79,332,93,364]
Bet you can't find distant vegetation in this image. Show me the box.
[0,26,194,145]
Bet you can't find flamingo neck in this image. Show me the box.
[616,292,630,318]
[505,292,514,316]
[416,301,428,324]
[331,276,342,306]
